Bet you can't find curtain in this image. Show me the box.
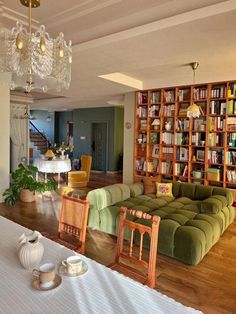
[10,104,28,171]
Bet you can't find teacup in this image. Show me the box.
[33,263,56,288]
[62,256,82,275]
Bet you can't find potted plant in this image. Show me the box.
[3,163,56,205]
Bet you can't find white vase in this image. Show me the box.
[18,231,44,270]
[165,122,172,131]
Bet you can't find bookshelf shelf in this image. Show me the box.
[134,81,236,197]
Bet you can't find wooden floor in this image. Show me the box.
[0,172,236,314]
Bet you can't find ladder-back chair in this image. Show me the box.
[58,195,89,254]
[109,207,160,288]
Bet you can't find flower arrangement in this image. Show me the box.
[51,142,74,157]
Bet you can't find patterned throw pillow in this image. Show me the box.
[156,183,173,198]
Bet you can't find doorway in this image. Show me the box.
[91,122,107,171]
[66,121,73,146]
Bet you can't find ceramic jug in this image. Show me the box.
[18,231,44,270]
[165,121,172,131]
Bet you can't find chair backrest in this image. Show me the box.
[81,155,92,180]
[115,207,160,288]
[58,195,89,254]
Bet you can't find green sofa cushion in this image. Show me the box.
[129,182,143,197]
[104,184,130,204]
[212,187,233,205]
[200,195,227,214]
[195,185,213,200]
[180,183,196,199]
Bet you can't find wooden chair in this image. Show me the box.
[58,195,89,254]
[109,207,160,288]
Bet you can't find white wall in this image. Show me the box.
[123,92,135,184]
[0,73,11,203]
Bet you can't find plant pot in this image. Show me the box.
[20,189,35,203]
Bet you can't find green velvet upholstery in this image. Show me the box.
[87,181,235,265]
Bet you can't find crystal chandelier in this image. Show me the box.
[0,0,72,93]
[187,62,201,118]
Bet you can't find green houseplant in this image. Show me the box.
[3,163,56,205]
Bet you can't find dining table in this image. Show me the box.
[0,216,202,314]
[34,158,72,188]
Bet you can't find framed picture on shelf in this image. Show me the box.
[152,144,159,158]
[196,150,205,162]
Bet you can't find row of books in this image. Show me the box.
[162,147,174,159]
[226,170,236,183]
[138,97,236,115]
[146,160,158,173]
[208,117,225,132]
[176,118,189,131]
[137,106,147,118]
[211,86,225,98]
[192,132,205,146]
[209,100,226,115]
[137,133,147,144]
[208,150,223,164]
[150,92,161,104]
[193,87,208,100]
[164,90,175,103]
[137,92,148,105]
[163,104,175,116]
[162,132,174,145]
[227,100,236,114]
[136,159,146,171]
[175,133,189,145]
[174,163,188,176]
[227,83,236,98]
[161,161,173,174]
[225,151,236,165]
[228,133,236,147]
[208,133,224,147]
[178,89,190,102]
[138,83,236,105]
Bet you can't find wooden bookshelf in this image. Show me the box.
[134,80,236,198]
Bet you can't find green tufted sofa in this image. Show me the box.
[87,181,235,265]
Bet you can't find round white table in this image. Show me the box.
[34,158,71,188]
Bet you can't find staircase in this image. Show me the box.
[29,121,50,156]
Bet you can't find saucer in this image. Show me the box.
[58,260,88,277]
[32,274,62,291]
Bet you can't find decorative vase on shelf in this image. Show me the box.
[165,121,172,131]
[18,231,44,270]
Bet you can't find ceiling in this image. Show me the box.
[1,0,236,110]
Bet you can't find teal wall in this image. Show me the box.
[30,110,55,144]
[55,107,124,171]
[54,111,73,144]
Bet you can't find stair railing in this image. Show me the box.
[29,121,51,150]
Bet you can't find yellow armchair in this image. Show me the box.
[68,155,92,188]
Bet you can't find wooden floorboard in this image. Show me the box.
[0,172,235,314]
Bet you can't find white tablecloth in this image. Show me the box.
[0,217,202,314]
[34,159,71,173]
